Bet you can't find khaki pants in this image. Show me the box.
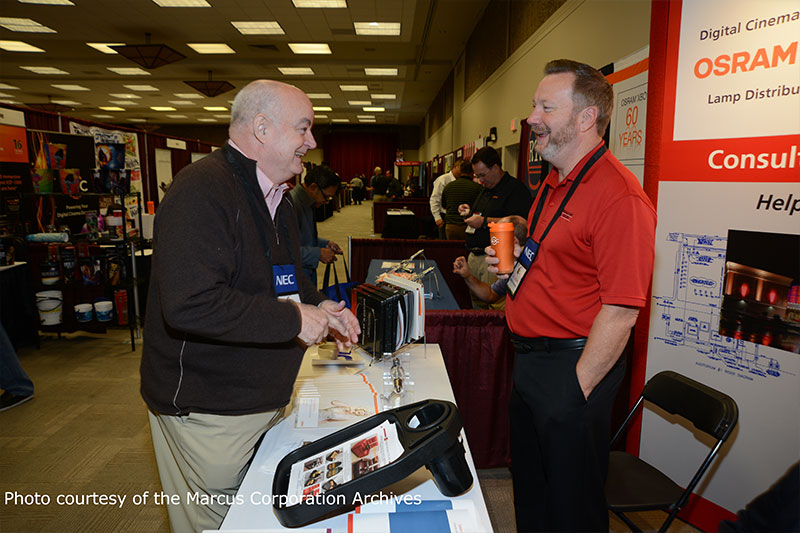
[148,408,284,532]
[467,252,505,310]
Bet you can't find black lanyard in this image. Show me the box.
[527,145,607,243]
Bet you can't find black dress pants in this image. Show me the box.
[509,341,625,532]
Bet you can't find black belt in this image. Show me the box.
[510,333,587,353]
[468,248,486,256]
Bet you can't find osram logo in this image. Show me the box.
[694,41,797,78]
[690,277,716,288]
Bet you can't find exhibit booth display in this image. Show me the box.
[640,0,799,529]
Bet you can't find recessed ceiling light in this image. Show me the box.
[348,100,371,106]
[331,118,349,123]
[128,118,147,122]
[0,92,13,98]
[313,106,333,112]
[187,43,235,54]
[306,93,331,100]
[315,114,328,119]
[363,106,385,112]
[123,84,159,91]
[152,0,210,6]
[92,114,114,118]
[18,0,75,4]
[197,118,217,122]
[99,106,125,111]
[288,43,331,54]
[87,43,124,54]
[167,114,188,118]
[0,100,21,105]
[356,115,375,119]
[339,85,368,92]
[108,67,151,76]
[358,118,376,123]
[365,68,397,76]
[151,106,177,111]
[51,99,80,105]
[174,93,203,99]
[203,106,227,111]
[0,17,56,33]
[231,21,284,35]
[292,0,346,7]
[51,84,89,91]
[20,66,68,75]
[278,67,314,76]
[371,93,396,100]
[0,83,20,90]
[109,100,136,106]
[109,93,141,99]
[213,114,230,118]
[354,22,401,36]
[0,40,44,52]
[168,100,193,105]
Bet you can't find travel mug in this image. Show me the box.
[489,221,515,274]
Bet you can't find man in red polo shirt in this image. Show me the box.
[491,59,656,532]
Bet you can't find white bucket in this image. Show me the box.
[35,290,63,325]
[74,303,93,322]
[94,300,113,322]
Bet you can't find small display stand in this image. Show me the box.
[272,399,473,528]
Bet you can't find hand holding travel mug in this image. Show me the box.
[489,221,515,274]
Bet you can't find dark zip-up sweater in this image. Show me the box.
[140,143,325,416]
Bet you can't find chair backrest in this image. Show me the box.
[642,371,738,442]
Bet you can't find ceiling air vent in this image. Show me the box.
[250,44,280,52]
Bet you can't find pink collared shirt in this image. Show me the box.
[228,140,288,220]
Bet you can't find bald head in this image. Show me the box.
[229,80,304,136]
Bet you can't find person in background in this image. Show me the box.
[368,166,382,200]
[385,169,403,200]
[141,79,359,533]
[429,158,462,239]
[371,168,389,203]
[459,146,532,310]
[290,164,344,288]
[490,59,656,532]
[0,323,34,412]
[349,174,364,204]
[441,160,481,240]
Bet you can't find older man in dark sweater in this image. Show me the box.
[141,80,359,532]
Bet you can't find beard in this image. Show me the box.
[534,112,579,163]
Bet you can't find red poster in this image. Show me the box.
[0,125,28,163]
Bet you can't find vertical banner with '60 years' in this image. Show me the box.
[641,0,799,529]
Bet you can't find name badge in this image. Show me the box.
[507,238,539,299]
[274,264,301,303]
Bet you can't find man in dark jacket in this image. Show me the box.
[141,80,359,532]
[289,165,343,287]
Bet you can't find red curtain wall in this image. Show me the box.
[321,131,397,181]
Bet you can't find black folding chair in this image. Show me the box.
[605,370,738,532]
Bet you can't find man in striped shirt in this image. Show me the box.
[441,160,482,240]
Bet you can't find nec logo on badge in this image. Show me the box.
[276,273,295,286]
[273,264,299,296]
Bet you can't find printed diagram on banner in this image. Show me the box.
[651,232,794,381]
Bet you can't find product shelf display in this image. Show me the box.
[23,192,145,350]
